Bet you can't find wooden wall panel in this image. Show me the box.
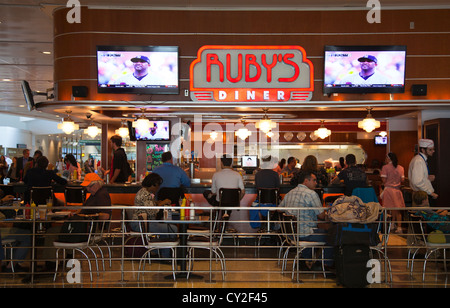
[389,130,416,173]
[54,7,450,103]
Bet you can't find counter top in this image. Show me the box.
[5,182,346,195]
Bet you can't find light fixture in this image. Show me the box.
[314,120,332,139]
[235,119,252,141]
[132,108,152,132]
[84,114,100,138]
[115,120,129,138]
[379,131,387,137]
[208,131,219,143]
[255,108,277,133]
[358,107,380,133]
[297,132,306,141]
[57,110,79,134]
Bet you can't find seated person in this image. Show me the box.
[23,156,67,204]
[130,173,177,259]
[281,156,299,178]
[205,155,245,219]
[413,191,450,241]
[332,153,368,196]
[40,173,111,272]
[280,171,333,271]
[75,173,111,216]
[0,191,31,272]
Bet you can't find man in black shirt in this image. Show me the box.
[332,154,368,196]
[23,156,67,204]
[108,135,130,183]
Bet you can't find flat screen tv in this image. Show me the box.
[374,135,388,145]
[135,120,171,141]
[241,155,259,168]
[323,45,406,94]
[21,80,35,111]
[97,45,179,94]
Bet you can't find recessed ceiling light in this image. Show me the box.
[19,105,25,107]
[42,51,52,55]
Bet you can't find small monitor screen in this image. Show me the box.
[97,45,179,94]
[323,45,406,94]
[375,135,388,145]
[135,120,170,141]
[242,155,258,168]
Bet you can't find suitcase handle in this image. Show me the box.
[341,223,371,233]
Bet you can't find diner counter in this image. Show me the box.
[5,182,346,196]
[2,182,348,234]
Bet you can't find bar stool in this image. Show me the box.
[30,186,53,205]
[217,188,241,245]
[64,186,86,206]
[157,187,185,205]
[256,188,280,250]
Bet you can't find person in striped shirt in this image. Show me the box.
[280,171,333,270]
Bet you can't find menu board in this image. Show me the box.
[146,143,170,172]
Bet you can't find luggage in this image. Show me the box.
[328,222,380,246]
[334,245,370,288]
[330,222,375,288]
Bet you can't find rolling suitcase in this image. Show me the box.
[335,245,370,288]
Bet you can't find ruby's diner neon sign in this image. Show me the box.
[190,45,314,102]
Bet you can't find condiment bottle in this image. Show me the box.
[180,197,186,220]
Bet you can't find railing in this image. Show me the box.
[0,205,449,287]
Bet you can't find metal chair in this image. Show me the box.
[53,216,98,282]
[137,214,180,281]
[412,213,450,281]
[89,212,112,270]
[369,212,393,283]
[278,213,327,280]
[186,209,227,280]
[2,238,17,273]
[407,211,426,273]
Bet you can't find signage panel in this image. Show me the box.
[190,45,314,102]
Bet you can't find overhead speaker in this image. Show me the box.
[72,86,88,97]
[411,84,427,96]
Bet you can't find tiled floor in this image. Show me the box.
[1,234,449,288]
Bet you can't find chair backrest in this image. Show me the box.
[376,211,392,246]
[352,187,379,203]
[218,188,241,207]
[65,186,86,206]
[408,211,427,244]
[30,186,53,205]
[157,187,185,205]
[92,212,111,240]
[280,213,297,245]
[257,188,279,205]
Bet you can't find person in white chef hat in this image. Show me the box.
[408,138,438,202]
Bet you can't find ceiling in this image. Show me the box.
[1,0,450,132]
